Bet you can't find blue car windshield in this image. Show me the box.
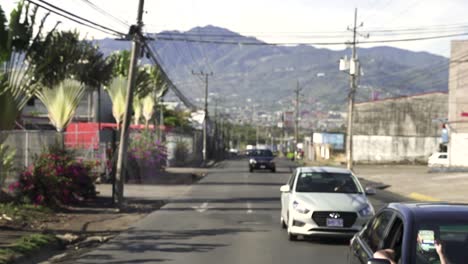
[295,172,362,194]
[251,150,273,157]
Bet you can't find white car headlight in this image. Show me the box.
[293,200,310,214]
[249,159,256,164]
[358,204,375,217]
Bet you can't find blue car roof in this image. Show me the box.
[388,203,468,222]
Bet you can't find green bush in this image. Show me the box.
[0,144,16,188]
[174,140,189,166]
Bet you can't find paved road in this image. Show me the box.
[68,158,406,264]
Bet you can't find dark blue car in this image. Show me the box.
[248,149,276,172]
[348,203,468,264]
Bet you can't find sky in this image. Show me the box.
[3,0,468,57]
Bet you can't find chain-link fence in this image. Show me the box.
[0,130,107,186]
[0,128,203,187]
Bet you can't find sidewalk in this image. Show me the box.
[0,166,207,263]
[355,165,468,203]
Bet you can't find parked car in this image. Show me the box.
[348,203,468,264]
[229,148,239,156]
[428,152,449,167]
[280,166,375,241]
[248,149,276,172]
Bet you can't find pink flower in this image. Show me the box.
[34,194,44,204]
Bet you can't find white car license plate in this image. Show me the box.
[326,218,344,227]
[260,165,266,169]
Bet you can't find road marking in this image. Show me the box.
[192,202,209,213]
[247,202,253,214]
[408,192,440,202]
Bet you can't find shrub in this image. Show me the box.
[174,140,189,166]
[9,146,97,206]
[128,130,167,168]
[0,144,16,189]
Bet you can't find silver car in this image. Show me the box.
[280,166,376,241]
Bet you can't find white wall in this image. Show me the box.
[449,132,468,167]
[353,135,440,163]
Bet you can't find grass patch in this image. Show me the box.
[0,234,57,264]
[0,203,52,223]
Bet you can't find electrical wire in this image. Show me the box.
[78,0,130,28]
[26,0,126,37]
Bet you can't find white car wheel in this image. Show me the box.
[287,212,298,241]
[281,216,287,229]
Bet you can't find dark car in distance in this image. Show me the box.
[248,149,276,172]
[348,203,468,264]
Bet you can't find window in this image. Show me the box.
[384,217,404,263]
[361,211,394,252]
[288,170,297,188]
[439,155,447,159]
[295,172,361,194]
[415,222,468,264]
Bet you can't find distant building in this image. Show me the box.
[353,92,448,163]
[448,40,468,167]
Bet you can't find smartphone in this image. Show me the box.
[418,230,436,251]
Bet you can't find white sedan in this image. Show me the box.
[280,166,375,241]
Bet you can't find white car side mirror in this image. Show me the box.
[280,185,291,193]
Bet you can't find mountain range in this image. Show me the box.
[95,25,449,113]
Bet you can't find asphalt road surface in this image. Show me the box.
[68,158,407,264]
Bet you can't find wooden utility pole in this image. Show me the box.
[114,0,145,207]
[192,71,213,164]
[294,80,303,152]
[346,8,363,171]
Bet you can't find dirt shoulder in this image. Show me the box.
[0,168,205,264]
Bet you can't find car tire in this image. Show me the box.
[288,232,298,241]
[271,168,276,173]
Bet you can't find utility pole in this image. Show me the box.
[340,8,366,171]
[114,0,145,207]
[294,80,303,152]
[192,71,213,164]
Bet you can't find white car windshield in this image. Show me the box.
[295,172,362,194]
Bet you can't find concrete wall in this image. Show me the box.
[448,40,468,167]
[352,93,447,163]
[448,133,468,167]
[353,135,441,163]
[354,93,447,137]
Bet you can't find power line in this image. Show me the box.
[78,0,130,28]
[154,31,468,46]
[25,0,121,37]
[142,38,197,110]
[28,0,126,36]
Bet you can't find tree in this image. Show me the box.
[35,79,85,132]
[75,42,114,121]
[28,30,83,88]
[105,76,127,125]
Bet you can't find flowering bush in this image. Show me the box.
[128,130,167,168]
[9,146,97,206]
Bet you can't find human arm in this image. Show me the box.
[373,249,397,264]
[435,240,448,264]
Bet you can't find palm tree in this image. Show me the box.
[142,95,155,128]
[147,65,168,131]
[35,79,86,133]
[133,95,143,125]
[105,76,128,125]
